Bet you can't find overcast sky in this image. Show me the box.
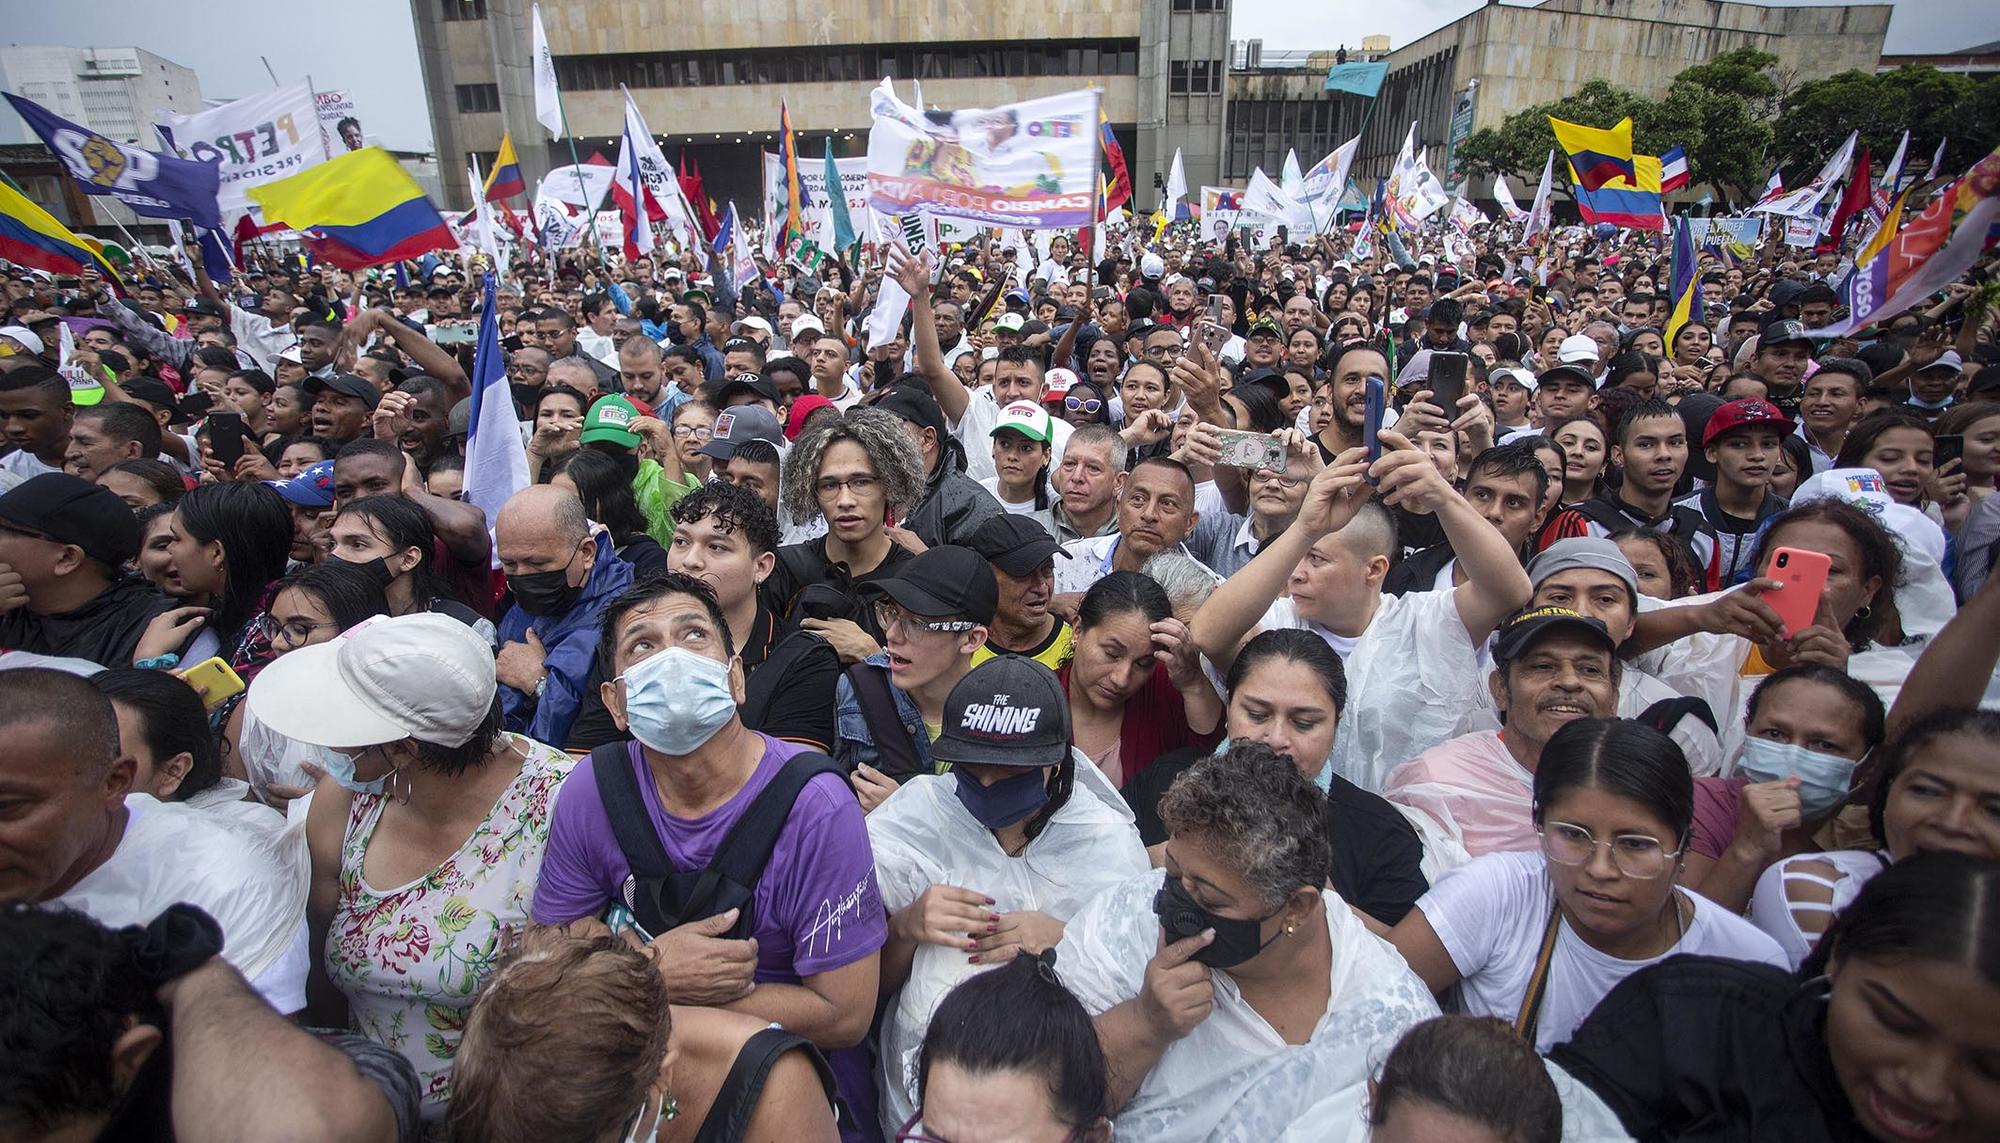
[4,0,1994,155]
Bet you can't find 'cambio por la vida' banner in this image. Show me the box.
[866,81,1100,230]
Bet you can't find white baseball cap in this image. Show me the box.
[788,313,826,338]
[732,315,774,337]
[1558,334,1601,365]
[1043,367,1079,397]
[247,613,498,749]
[0,325,44,356]
[994,400,1054,444]
[1140,252,1165,279]
[1492,366,1538,392]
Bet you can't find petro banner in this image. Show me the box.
[866,81,1100,230]
[158,81,327,215]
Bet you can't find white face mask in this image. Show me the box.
[616,646,736,756]
[321,744,388,795]
[1736,737,1859,819]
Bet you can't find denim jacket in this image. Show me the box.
[832,652,936,780]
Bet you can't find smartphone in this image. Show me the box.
[431,322,477,346]
[181,656,246,711]
[1427,351,1469,412]
[1363,375,1387,470]
[1761,547,1831,640]
[1206,294,1225,324]
[1933,434,1964,472]
[1215,429,1286,473]
[205,411,246,468]
[1198,319,1229,355]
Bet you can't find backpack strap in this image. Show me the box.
[1635,695,1720,738]
[1569,497,1631,534]
[1512,901,1563,1045]
[589,742,673,884]
[690,1027,839,1143]
[845,662,926,781]
[688,750,844,914]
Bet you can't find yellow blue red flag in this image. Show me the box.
[248,147,455,270]
[1549,116,1636,191]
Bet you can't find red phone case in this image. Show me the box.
[1762,547,1831,640]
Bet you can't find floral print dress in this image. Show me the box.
[326,735,573,1121]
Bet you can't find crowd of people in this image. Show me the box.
[3,179,1999,1143]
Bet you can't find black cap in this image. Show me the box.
[1762,318,1811,347]
[181,298,225,318]
[119,376,179,409]
[874,385,946,438]
[721,337,760,355]
[964,513,1069,578]
[303,372,381,409]
[0,473,142,567]
[1491,606,1618,664]
[861,545,998,625]
[932,655,1072,768]
[706,371,778,406]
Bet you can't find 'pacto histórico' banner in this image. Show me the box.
[866,81,1099,230]
[158,81,328,214]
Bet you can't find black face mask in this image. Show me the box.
[1153,873,1282,969]
[343,555,398,588]
[507,543,584,617]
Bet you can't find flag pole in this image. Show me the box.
[553,86,610,274]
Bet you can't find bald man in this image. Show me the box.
[494,485,637,747]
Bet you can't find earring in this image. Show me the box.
[1284,922,1298,936]
[386,764,412,806]
[1853,605,1872,622]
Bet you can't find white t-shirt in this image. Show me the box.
[0,447,62,484]
[1418,849,1788,1051]
[951,386,1072,485]
[977,475,1040,515]
[54,794,311,1012]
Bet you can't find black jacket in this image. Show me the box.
[1549,956,1866,1142]
[903,438,1004,550]
[0,576,172,668]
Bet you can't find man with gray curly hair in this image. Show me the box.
[763,406,931,662]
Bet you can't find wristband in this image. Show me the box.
[136,653,181,670]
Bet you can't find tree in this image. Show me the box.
[1455,80,1650,187]
[1773,65,1997,183]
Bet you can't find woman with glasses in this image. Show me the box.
[1057,377,1111,429]
[898,953,1112,1143]
[222,559,389,804]
[1386,717,1785,1050]
[1550,851,2000,1143]
[1055,741,1437,1140]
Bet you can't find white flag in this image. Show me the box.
[1751,131,1857,217]
[1164,148,1187,211]
[1523,150,1555,243]
[1245,167,1312,232]
[1493,172,1526,222]
[530,3,563,138]
[1299,135,1360,233]
[542,161,614,213]
[1280,149,1306,200]
[467,158,506,276]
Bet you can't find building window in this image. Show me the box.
[1170,61,1190,94]
[552,38,1139,94]
[1190,60,1221,94]
[440,0,486,20]
[455,83,500,113]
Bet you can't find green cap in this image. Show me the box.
[580,394,642,448]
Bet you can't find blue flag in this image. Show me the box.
[462,272,530,538]
[1323,61,1390,98]
[5,92,222,230]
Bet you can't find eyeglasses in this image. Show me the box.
[1064,395,1102,414]
[874,601,978,636]
[815,475,879,499]
[1539,821,1682,879]
[1143,343,1184,359]
[672,425,713,440]
[257,614,341,646]
[896,1113,1085,1143]
[1248,469,1305,490]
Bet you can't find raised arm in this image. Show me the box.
[367,307,471,403]
[1370,429,1531,641]
[1886,566,2000,740]
[1190,450,1373,670]
[889,248,958,412]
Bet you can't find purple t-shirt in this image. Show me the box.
[532,734,886,981]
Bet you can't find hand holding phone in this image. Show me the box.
[1427,351,1469,412]
[1761,547,1831,640]
[180,656,247,711]
[205,412,246,468]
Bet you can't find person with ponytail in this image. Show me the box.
[1551,851,2000,1142]
[868,655,1146,1136]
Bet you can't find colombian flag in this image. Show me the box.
[484,133,525,201]
[0,178,122,279]
[249,147,456,270]
[1550,116,1636,192]
[1572,155,1665,232]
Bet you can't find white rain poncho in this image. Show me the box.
[52,793,311,1010]
[1056,871,1439,1141]
[868,752,1148,1136]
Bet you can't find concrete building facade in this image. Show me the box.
[409,0,1230,213]
[0,44,204,146]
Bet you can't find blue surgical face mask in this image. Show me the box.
[1736,737,1859,819]
[1215,735,1335,792]
[953,767,1050,829]
[617,646,737,756]
[322,744,387,795]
